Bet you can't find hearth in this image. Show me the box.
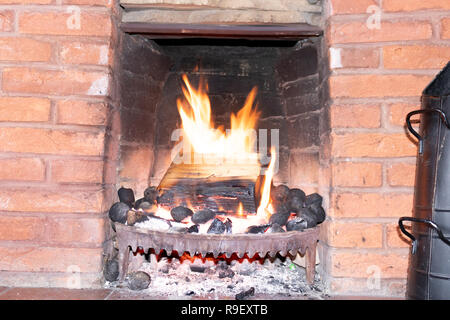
[104,22,328,297]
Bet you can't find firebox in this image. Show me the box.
[102,22,330,298]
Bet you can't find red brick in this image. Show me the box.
[332,162,382,187]
[333,47,380,69]
[331,132,417,158]
[383,45,450,69]
[0,158,45,181]
[330,74,432,98]
[119,145,154,181]
[0,127,104,156]
[329,20,432,44]
[331,251,408,278]
[46,218,104,244]
[331,192,413,218]
[2,68,109,96]
[0,188,104,213]
[387,163,416,187]
[330,0,378,14]
[386,223,411,248]
[388,103,419,127]
[0,216,41,240]
[330,104,381,128]
[62,0,111,6]
[442,18,450,39]
[56,100,107,126]
[0,0,52,3]
[18,12,111,37]
[0,97,50,122]
[0,246,102,272]
[327,221,383,248]
[51,159,103,183]
[383,0,450,12]
[0,10,14,32]
[59,42,109,65]
[0,38,52,62]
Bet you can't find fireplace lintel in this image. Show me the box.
[121,22,323,40]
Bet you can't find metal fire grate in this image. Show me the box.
[115,223,320,284]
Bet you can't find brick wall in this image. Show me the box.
[323,0,450,296]
[0,0,116,287]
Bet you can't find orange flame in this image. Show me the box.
[256,147,276,220]
[237,202,244,217]
[177,75,260,164]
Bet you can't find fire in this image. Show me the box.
[175,73,277,224]
[237,202,243,217]
[177,75,260,164]
[256,147,277,220]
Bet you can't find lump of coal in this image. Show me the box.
[219,268,235,279]
[305,193,322,207]
[143,186,159,204]
[170,206,193,222]
[103,259,119,282]
[127,210,149,226]
[266,223,285,233]
[190,265,206,273]
[108,202,130,224]
[192,209,216,224]
[157,190,174,204]
[137,201,152,211]
[224,218,232,234]
[245,224,270,234]
[287,188,306,213]
[286,217,308,231]
[207,218,226,234]
[297,207,318,228]
[271,184,290,202]
[269,212,290,226]
[133,198,145,210]
[118,187,135,207]
[235,287,255,300]
[127,271,151,291]
[187,224,199,233]
[310,205,326,224]
[271,200,290,215]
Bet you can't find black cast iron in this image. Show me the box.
[399,62,450,300]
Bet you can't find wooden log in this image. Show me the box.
[157,155,261,214]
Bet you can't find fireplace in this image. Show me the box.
[1,0,449,299]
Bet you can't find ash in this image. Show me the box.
[131,254,327,299]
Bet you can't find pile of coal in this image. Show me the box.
[246,184,326,234]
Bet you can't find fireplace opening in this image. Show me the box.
[106,24,330,297]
